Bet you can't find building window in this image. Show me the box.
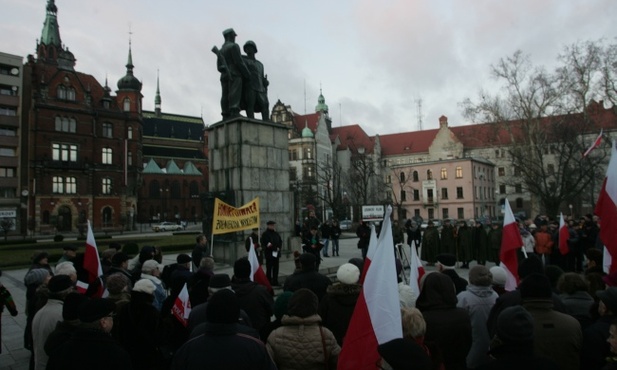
[412,171,419,182]
[52,143,77,162]
[456,187,464,199]
[428,208,434,219]
[498,167,505,176]
[547,164,555,175]
[456,166,463,178]
[515,184,522,193]
[123,98,131,111]
[414,209,420,217]
[289,167,297,181]
[289,149,298,161]
[55,117,76,133]
[102,207,113,227]
[413,189,420,201]
[0,126,16,136]
[57,85,66,99]
[304,147,313,159]
[0,167,15,177]
[440,168,447,180]
[127,126,133,139]
[0,106,17,116]
[127,152,133,166]
[53,177,76,194]
[102,148,112,164]
[400,190,406,201]
[304,165,315,180]
[427,169,433,180]
[0,147,15,157]
[458,207,464,219]
[499,184,506,194]
[101,178,112,194]
[400,172,405,182]
[441,188,448,199]
[102,122,113,138]
[442,208,449,219]
[66,87,76,101]
[385,175,391,184]
[516,198,524,208]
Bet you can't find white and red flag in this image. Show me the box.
[558,213,570,256]
[409,242,426,298]
[248,237,273,295]
[172,283,191,327]
[583,129,603,157]
[500,199,523,291]
[79,221,105,297]
[359,224,377,284]
[595,140,617,273]
[339,206,402,370]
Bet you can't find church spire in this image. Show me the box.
[40,0,61,47]
[155,69,162,115]
[315,86,329,113]
[117,35,142,91]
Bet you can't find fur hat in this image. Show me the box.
[436,253,456,269]
[62,293,89,321]
[337,263,360,285]
[469,265,492,287]
[489,266,507,286]
[209,273,231,289]
[141,259,160,274]
[495,306,534,344]
[233,257,251,279]
[206,289,239,324]
[133,279,155,295]
[288,288,318,318]
[519,273,552,299]
[47,275,73,293]
[24,268,50,285]
[176,254,192,264]
[377,338,431,370]
[78,298,116,323]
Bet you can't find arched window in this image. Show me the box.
[171,181,181,199]
[66,87,76,101]
[189,181,199,196]
[412,171,419,182]
[57,85,66,99]
[440,168,447,180]
[102,122,113,138]
[102,147,112,164]
[123,98,131,112]
[127,126,133,139]
[399,172,405,182]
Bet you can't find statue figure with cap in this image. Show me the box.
[241,40,269,120]
[212,28,250,120]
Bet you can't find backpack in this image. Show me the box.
[160,263,178,290]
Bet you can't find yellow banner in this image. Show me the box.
[211,197,260,235]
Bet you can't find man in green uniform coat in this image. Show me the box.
[421,221,441,266]
[472,220,489,265]
[440,219,456,256]
[487,221,503,264]
[457,220,473,269]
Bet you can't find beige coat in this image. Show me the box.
[267,314,340,370]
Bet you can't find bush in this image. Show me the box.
[53,234,64,242]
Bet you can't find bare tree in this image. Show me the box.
[386,166,416,221]
[460,40,613,216]
[315,158,347,220]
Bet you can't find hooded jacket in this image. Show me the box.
[231,279,274,333]
[417,273,472,370]
[457,284,498,369]
[318,283,361,345]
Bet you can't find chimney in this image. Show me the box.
[439,115,448,128]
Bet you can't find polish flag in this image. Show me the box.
[595,140,617,273]
[500,199,523,291]
[558,213,569,255]
[359,224,378,284]
[248,237,273,295]
[409,242,426,298]
[172,283,191,327]
[80,221,105,297]
[339,206,402,370]
[583,129,603,157]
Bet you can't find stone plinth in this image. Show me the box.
[207,117,293,263]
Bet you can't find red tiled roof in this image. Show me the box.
[292,112,320,134]
[330,124,375,153]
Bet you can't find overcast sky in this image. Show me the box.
[4,0,617,135]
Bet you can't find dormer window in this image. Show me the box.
[123,98,131,112]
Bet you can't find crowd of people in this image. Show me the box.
[1,211,615,370]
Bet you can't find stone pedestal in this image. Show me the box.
[207,117,293,264]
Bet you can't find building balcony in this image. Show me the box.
[0,115,18,126]
[0,94,19,107]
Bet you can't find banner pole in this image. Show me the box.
[209,234,214,257]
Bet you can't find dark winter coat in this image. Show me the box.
[440,224,456,255]
[476,346,561,370]
[283,270,332,301]
[318,283,361,345]
[581,314,616,370]
[186,268,213,307]
[231,279,274,334]
[441,269,468,295]
[421,226,440,263]
[416,272,472,370]
[261,228,283,260]
[473,224,489,263]
[46,326,132,370]
[457,225,473,262]
[44,320,79,356]
[171,322,276,370]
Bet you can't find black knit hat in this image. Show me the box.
[517,254,543,280]
[520,273,552,300]
[206,289,239,324]
[62,293,89,321]
[288,288,318,318]
[78,298,116,323]
[176,254,192,264]
[48,275,73,293]
[209,273,231,289]
[496,306,534,344]
[111,252,129,266]
[378,338,431,370]
[233,257,251,279]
